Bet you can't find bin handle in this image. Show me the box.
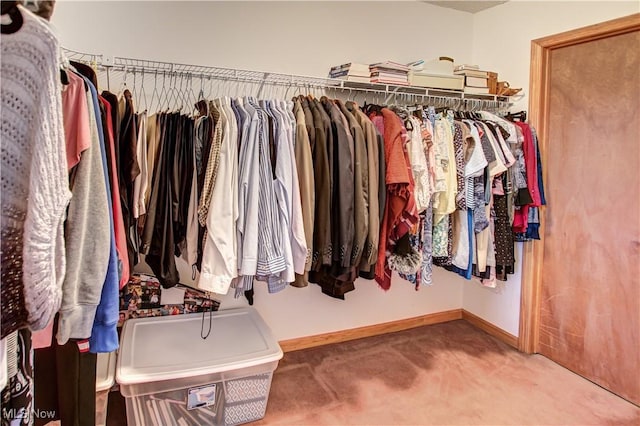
[201,297,213,339]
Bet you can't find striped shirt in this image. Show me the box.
[250,98,286,281]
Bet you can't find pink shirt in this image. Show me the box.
[62,71,91,170]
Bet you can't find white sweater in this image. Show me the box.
[0,6,71,332]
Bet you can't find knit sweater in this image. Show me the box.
[0,6,71,337]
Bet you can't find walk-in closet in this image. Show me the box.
[1,1,638,425]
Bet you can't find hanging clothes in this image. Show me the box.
[232,98,260,297]
[374,107,419,290]
[252,98,291,293]
[56,70,112,346]
[336,99,369,268]
[291,99,315,288]
[307,96,333,274]
[99,95,130,289]
[144,113,185,288]
[346,101,381,278]
[1,5,71,339]
[115,90,141,272]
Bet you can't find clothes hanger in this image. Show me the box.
[171,73,180,111]
[163,72,174,112]
[131,70,139,110]
[1,1,23,34]
[177,74,185,111]
[172,74,180,111]
[139,69,148,113]
[171,72,181,111]
[506,110,527,122]
[212,78,220,101]
[151,71,163,113]
[177,74,186,111]
[117,66,129,99]
[158,71,171,111]
[205,76,213,100]
[231,78,240,101]
[186,75,197,113]
[197,75,205,102]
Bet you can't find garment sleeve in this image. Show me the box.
[184,141,199,271]
[294,120,315,271]
[22,48,72,331]
[350,119,368,267]
[199,120,238,294]
[240,117,260,275]
[289,124,308,275]
[133,114,148,218]
[335,119,355,268]
[62,73,91,170]
[363,118,380,266]
[272,120,295,283]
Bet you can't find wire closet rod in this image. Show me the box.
[61,48,514,109]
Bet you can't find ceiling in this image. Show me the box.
[424,1,508,14]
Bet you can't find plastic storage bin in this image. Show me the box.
[96,351,116,426]
[116,307,283,426]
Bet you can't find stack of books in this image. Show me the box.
[369,61,410,85]
[328,63,371,83]
[408,58,463,90]
[454,64,491,94]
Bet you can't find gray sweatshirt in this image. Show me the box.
[56,80,111,345]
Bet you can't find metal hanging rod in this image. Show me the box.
[62,48,513,108]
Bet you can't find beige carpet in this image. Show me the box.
[255,320,640,425]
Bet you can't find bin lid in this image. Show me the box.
[96,351,116,392]
[116,307,283,385]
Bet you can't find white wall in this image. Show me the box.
[463,1,640,336]
[52,1,474,77]
[472,0,640,111]
[135,257,465,341]
[52,1,471,342]
[463,244,523,337]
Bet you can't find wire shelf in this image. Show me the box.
[61,48,514,110]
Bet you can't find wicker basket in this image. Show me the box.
[488,72,498,94]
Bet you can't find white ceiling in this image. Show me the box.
[424,1,508,14]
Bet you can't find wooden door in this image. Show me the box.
[527,18,640,405]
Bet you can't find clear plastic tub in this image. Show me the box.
[116,308,283,426]
[96,351,116,426]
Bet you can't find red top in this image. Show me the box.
[374,108,419,289]
[517,122,542,206]
[99,96,130,288]
[513,122,541,233]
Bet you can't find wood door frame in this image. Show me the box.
[518,13,640,353]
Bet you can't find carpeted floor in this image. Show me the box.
[253,320,640,425]
[103,319,640,425]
